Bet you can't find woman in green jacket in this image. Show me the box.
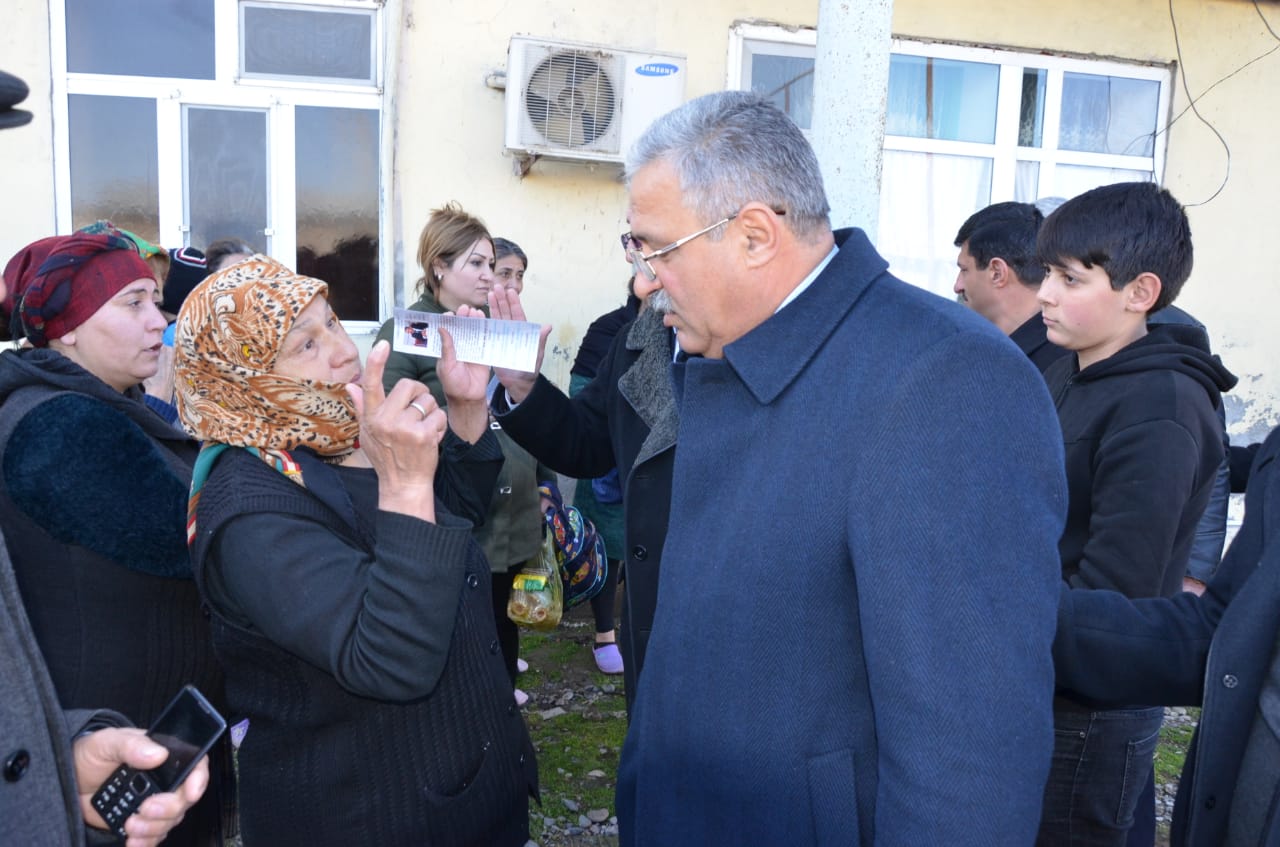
[376,205,546,706]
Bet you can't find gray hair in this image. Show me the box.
[625,91,831,242]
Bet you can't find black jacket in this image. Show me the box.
[0,348,225,845]
[1054,425,1280,846]
[571,295,641,379]
[1045,324,1236,598]
[190,445,536,846]
[1010,313,1071,373]
[497,307,676,714]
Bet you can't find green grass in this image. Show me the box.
[1155,716,1197,787]
[522,631,583,687]
[526,708,627,838]
[1153,710,1199,846]
[519,624,628,843]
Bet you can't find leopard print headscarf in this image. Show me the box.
[174,255,359,464]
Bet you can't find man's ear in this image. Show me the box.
[1124,272,1162,312]
[988,257,1010,288]
[737,202,783,270]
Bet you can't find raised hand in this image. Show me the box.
[435,323,488,443]
[487,282,552,404]
[436,319,490,406]
[347,340,447,522]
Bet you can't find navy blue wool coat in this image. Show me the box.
[616,229,1067,846]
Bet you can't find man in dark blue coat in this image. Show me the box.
[607,91,1068,845]
[1055,425,1280,846]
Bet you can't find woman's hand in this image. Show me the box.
[346,341,446,522]
[486,283,552,404]
[435,316,490,443]
[436,313,490,405]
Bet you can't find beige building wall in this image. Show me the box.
[391,0,819,384]
[2,0,1275,439]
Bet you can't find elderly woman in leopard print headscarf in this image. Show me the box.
[173,256,538,847]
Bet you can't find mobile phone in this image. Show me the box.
[90,685,227,837]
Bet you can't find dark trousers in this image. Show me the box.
[1036,700,1164,847]
[1125,771,1156,847]
[589,557,621,635]
[490,565,521,685]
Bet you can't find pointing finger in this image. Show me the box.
[358,340,391,412]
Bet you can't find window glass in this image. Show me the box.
[242,4,374,83]
[1059,73,1159,156]
[1051,165,1153,201]
[1019,68,1046,148]
[750,54,815,129]
[886,55,999,143]
[185,107,268,255]
[295,107,380,321]
[68,95,160,238]
[879,150,993,297]
[65,0,214,79]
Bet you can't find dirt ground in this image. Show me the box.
[518,587,627,847]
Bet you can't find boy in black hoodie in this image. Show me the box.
[1033,182,1237,846]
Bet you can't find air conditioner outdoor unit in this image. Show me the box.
[504,36,686,165]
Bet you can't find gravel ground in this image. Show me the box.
[1156,706,1199,842]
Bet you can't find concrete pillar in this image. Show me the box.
[810,0,893,239]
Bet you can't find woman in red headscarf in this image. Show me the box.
[0,227,225,845]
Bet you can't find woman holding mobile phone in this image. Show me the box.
[175,256,535,846]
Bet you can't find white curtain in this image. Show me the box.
[877,150,993,300]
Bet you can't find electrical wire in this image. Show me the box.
[1120,4,1278,167]
[1126,42,1279,155]
[1167,0,1232,206]
[1256,0,1280,41]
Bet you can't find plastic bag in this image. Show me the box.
[507,531,563,631]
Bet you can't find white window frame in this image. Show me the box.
[238,1,382,89]
[727,22,818,133]
[48,0,391,333]
[726,24,1174,197]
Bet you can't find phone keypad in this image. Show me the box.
[92,765,157,836]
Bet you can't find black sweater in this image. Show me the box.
[1045,324,1237,599]
[190,445,536,846]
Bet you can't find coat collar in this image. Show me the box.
[720,228,887,406]
[619,307,678,466]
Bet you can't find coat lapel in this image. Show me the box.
[725,228,885,406]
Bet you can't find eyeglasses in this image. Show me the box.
[620,213,739,282]
[620,207,786,281]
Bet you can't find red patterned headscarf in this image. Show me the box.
[173,255,359,464]
[3,228,153,347]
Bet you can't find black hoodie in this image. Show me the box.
[1045,323,1237,599]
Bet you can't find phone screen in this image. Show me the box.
[147,686,226,790]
